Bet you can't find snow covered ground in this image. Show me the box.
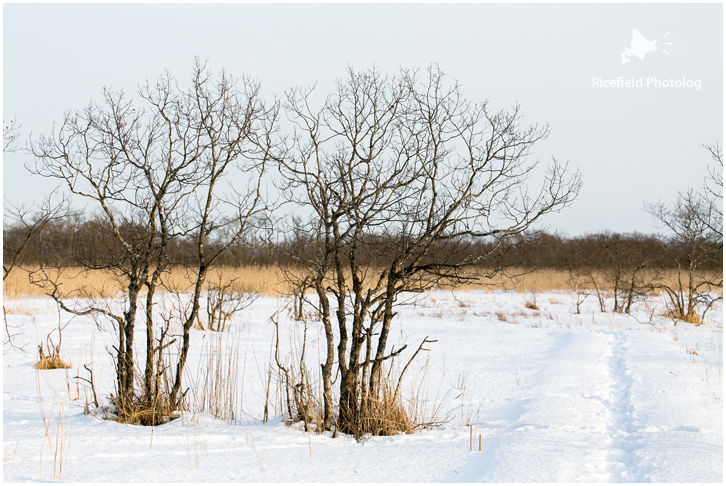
[2,290,722,482]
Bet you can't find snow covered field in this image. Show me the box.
[3,290,723,482]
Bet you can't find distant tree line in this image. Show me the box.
[5,218,721,273]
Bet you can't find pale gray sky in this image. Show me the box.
[2,3,723,235]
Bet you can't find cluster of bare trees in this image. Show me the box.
[25,60,273,422]
[267,66,580,436]
[564,232,663,314]
[644,144,723,323]
[559,145,723,321]
[562,144,723,322]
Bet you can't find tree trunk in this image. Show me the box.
[170,265,207,410]
[143,281,158,402]
[315,279,335,430]
[119,282,141,413]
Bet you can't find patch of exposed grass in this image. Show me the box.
[34,356,70,370]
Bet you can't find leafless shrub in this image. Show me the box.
[203,272,257,332]
[565,233,663,315]
[275,217,318,322]
[345,338,441,437]
[270,308,444,438]
[109,322,179,427]
[3,191,72,282]
[270,311,324,432]
[76,364,100,410]
[3,189,72,351]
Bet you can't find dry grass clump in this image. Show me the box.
[34,340,70,370]
[279,375,437,438]
[111,396,179,427]
[34,356,70,370]
[106,364,179,426]
[682,312,702,325]
[355,385,415,436]
[339,364,446,438]
[665,308,702,325]
[524,301,540,311]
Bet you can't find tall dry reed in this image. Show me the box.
[192,331,244,425]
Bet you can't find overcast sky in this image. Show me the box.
[2,2,723,236]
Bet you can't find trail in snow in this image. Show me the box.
[604,331,649,482]
[452,330,615,482]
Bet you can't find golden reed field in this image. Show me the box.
[3,265,720,300]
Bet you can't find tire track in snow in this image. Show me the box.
[605,332,650,482]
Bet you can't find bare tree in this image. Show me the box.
[166,62,274,410]
[605,237,658,315]
[30,60,273,421]
[646,144,723,324]
[30,81,195,418]
[271,66,581,436]
[702,143,723,240]
[4,116,72,350]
